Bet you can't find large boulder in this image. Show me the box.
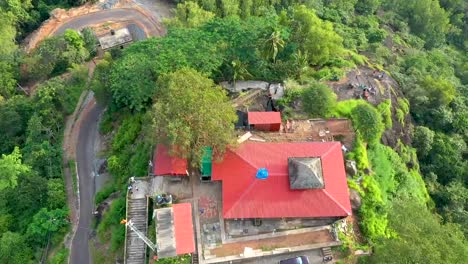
[349,189,362,210]
[345,160,358,176]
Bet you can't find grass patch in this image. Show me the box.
[68,159,77,194]
[48,247,69,264]
[95,183,117,205]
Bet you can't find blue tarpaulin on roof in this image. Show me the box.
[256,168,269,179]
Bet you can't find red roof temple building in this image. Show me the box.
[212,142,351,220]
[247,112,282,131]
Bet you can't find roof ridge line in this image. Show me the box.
[322,189,352,215]
[321,142,340,158]
[224,180,258,218]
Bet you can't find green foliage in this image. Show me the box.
[166,1,215,28]
[0,232,33,264]
[331,99,366,117]
[388,0,451,48]
[111,115,142,152]
[81,27,98,57]
[301,82,337,117]
[413,126,435,158]
[26,208,69,246]
[110,225,125,252]
[95,183,117,206]
[154,254,191,264]
[359,175,390,240]
[377,99,392,129]
[0,147,30,190]
[153,68,237,163]
[350,103,384,144]
[47,178,66,210]
[98,197,126,240]
[24,34,89,80]
[347,133,369,170]
[63,29,84,49]
[290,5,345,66]
[49,247,69,264]
[366,199,468,263]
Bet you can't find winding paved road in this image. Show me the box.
[72,100,104,264]
[53,8,163,36]
[49,4,165,264]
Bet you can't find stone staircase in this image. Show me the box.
[125,198,148,264]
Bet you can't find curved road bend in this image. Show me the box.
[53,8,163,36]
[72,101,104,264]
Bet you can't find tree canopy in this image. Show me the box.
[152,68,237,163]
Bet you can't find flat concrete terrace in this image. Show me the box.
[209,228,333,258]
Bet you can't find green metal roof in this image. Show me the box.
[201,147,213,176]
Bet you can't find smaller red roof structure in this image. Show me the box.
[153,144,188,176]
[172,203,195,255]
[247,112,281,131]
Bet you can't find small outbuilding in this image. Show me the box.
[153,144,188,177]
[155,203,195,258]
[247,111,281,131]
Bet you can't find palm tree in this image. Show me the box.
[231,59,252,88]
[261,30,285,63]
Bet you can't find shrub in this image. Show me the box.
[301,82,337,117]
[95,183,117,205]
[49,248,69,264]
[377,99,392,129]
[350,103,384,144]
[347,133,369,170]
[331,99,366,117]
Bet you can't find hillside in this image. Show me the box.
[0,0,467,263]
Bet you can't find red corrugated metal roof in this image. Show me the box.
[153,144,188,176]
[247,112,281,125]
[173,203,195,255]
[212,142,352,219]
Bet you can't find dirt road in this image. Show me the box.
[53,8,164,36]
[71,100,104,264]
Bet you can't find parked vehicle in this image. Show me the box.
[279,256,310,264]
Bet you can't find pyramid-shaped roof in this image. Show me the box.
[288,157,324,189]
[212,142,352,219]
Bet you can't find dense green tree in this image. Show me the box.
[0,147,30,190]
[81,27,98,57]
[412,126,435,158]
[261,30,285,62]
[351,103,384,144]
[0,232,33,264]
[355,0,381,15]
[423,132,466,185]
[367,200,468,263]
[109,53,154,111]
[0,61,17,99]
[24,35,88,80]
[290,5,345,66]
[301,82,337,117]
[152,68,237,163]
[166,1,215,28]
[26,208,68,246]
[8,174,48,231]
[63,29,84,49]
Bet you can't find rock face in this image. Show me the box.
[349,189,362,210]
[345,160,358,176]
[220,81,284,100]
